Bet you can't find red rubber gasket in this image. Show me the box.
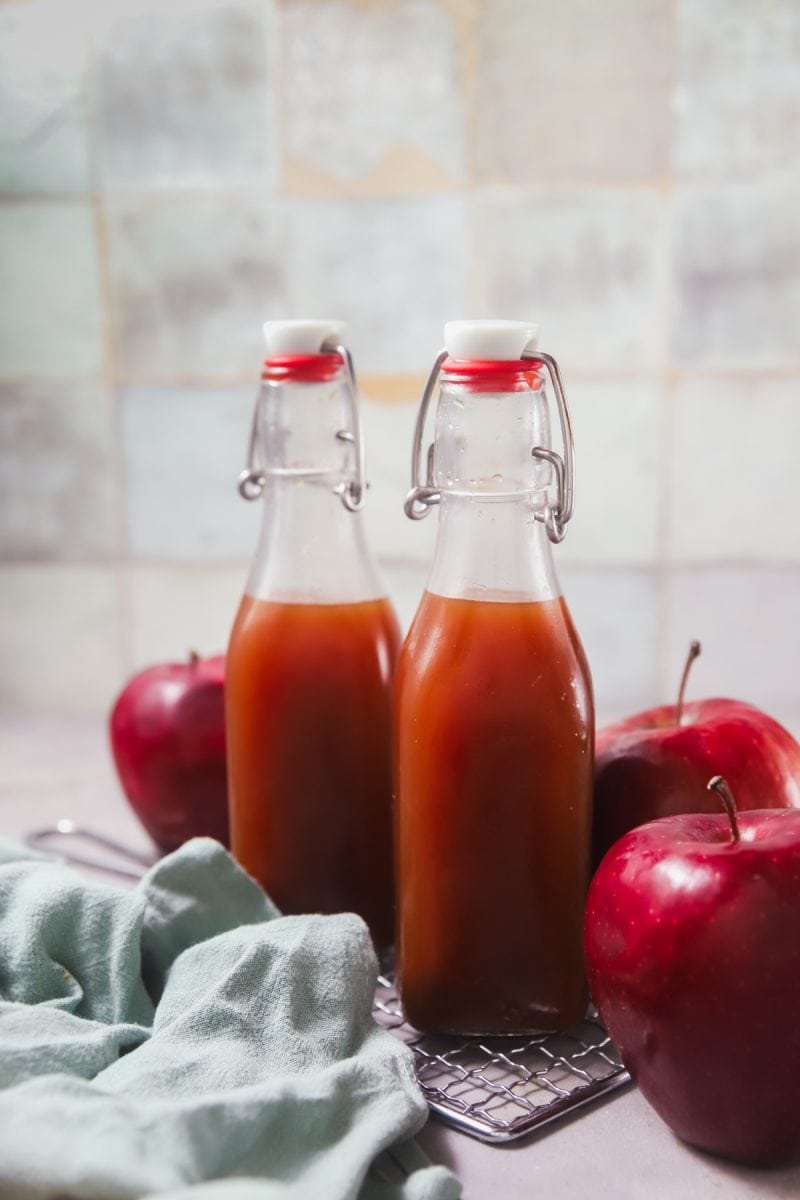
[441,357,543,392]
[262,353,343,383]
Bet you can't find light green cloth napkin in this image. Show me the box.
[0,838,460,1200]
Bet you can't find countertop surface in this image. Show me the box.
[2,710,798,1200]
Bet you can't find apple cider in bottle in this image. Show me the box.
[395,320,594,1033]
[226,321,400,948]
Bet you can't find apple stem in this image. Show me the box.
[707,775,741,844]
[188,650,200,667]
[675,640,702,726]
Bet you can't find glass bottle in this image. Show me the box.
[227,320,400,949]
[394,320,594,1033]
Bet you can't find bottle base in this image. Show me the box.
[411,1024,561,1038]
[401,999,591,1039]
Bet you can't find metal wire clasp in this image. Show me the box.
[403,349,447,520]
[329,342,366,512]
[526,349,574,544]
[237,342,367,512]
[403,348,575,543]
[237,397,266,499]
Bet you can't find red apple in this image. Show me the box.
[593,642,800,867]
[109,652,229,852]
[585,777,800,1166]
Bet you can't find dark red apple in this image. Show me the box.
[585,777,800,1166]
[109,652,229,852]
[593,642,800,867]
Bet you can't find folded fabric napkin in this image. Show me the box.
[0,838,460,1200]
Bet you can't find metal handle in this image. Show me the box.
[329,341,366,512]
[25,820,155,882]
[404,349,447,520]
[238,342,366,512]
[238,392,266,499]
[404,347,575,543]
[524,349,574,544]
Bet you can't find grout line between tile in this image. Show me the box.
[82,20,133,678]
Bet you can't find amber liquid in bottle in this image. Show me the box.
[228,595,399,948]
[395,591,593,1032]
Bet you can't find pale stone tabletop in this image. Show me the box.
[2,711,798,1200]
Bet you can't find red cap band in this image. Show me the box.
[262,353,343,383]
[440,357,543,392]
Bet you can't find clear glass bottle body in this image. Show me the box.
[395,363,594,1032]
[227,358,400,947]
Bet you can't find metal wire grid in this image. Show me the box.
[372,973,630,1143]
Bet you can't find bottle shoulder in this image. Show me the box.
[399,591,589,674]
[396,591,594,742]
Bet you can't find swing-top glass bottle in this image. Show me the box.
[226,320,400,948]
[395,320,594,1034]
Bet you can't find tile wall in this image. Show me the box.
[1,0,799,733]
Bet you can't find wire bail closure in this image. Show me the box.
[403,348,575,543]
[237,342,367,512]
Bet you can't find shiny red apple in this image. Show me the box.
[109,652,229,852]
[585,777,800,1166]
[593,642,800,867]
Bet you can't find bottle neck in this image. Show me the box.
[426,377,561,603]
[245,370,384,605]
[256,366,353,478]
[246,476,384,605]
[428,495,560,601]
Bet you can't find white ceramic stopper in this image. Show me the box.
[444,320,539,360]
[262,319,346,355]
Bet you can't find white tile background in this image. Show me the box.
[282,0,465,187]
[106,195,286,379]
[284,196,469,372]
[1,0,799,737]
[0,202,104,377]
[0,0,91,194]
[473,190,668,371]
[95,2,275,191]
[120,386,260,559]
[472,0,673,186]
